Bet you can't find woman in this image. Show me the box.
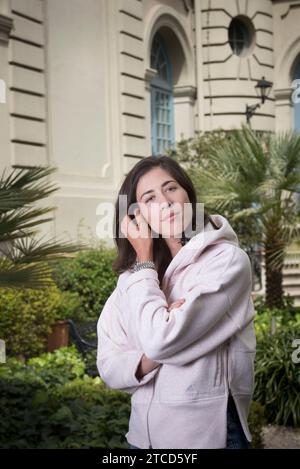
[97,155,256,449]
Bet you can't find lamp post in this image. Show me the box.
[246,76,273,125]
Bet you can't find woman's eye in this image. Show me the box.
[145,187,177,203]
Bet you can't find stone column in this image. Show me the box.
[173,85,197,141]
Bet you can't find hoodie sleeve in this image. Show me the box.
[96,288,161,394]
[123,245,255,366]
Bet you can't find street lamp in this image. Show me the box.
[246,76,273,124]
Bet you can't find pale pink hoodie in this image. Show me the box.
[97,214,256,449]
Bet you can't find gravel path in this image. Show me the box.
[262,424,300,449]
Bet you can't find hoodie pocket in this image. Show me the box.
[156,349,224,402]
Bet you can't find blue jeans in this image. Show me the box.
[128,395,250,449]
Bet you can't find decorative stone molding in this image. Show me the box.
[173,85,197,100]
[0,14,13,44]
[274,87,294,131]
[274,87,293,105]
[144,67,158,90]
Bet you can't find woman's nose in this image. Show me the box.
[161,198,172,205]
[160,199,172,210]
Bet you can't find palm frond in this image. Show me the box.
[0,259,54,289]
[0,235,87,265]
[0,165,88,289]
[0,166,58,213]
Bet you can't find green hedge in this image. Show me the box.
[253,324,300,427]
[248,401,266,448]
[254,294,300,340]
[0,347,131,449]
[0,286,61,359]
[252,294,300,427]
[0,286,83,359]
[53,243,118,321]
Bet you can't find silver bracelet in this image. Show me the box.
[133,260,156,272]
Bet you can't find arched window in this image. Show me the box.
[150,33,175,155]
[292,59,300,131]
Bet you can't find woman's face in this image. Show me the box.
[135,167,192,238]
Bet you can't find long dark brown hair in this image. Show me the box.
[112,155,219,286]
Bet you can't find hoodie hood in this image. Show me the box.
[161,214,240,291]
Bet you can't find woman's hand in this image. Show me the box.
[120,208,153,261]
[167,298,185,311]
[135,354,160,381]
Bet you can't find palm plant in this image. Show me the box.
[169,125,300,308]
[0,165,86,289]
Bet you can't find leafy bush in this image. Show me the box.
[0,286,60,358]
[0,346,131,448]
[0,346,85,387]
[254,294,300,339]
[248,401,266,448]
[253,325,300,427]
[0,286,84,359]
[167,128,230,167]
[53,242,118,321]
[252,295,300,430]
[80,348,98,378]
[53,290,85,322]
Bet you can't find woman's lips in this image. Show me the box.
[163,211,178,221]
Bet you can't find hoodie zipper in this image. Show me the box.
[146,369,157,449]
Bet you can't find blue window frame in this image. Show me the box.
[150,33,175,155]
[293,59,300,132]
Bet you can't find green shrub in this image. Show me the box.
[53,290,85,322]
[253,325,300,427]
[0,346,131,448]
[248,400,266,448]
[254,294,300,339]
[80,348,98,378]
[0,286,59,358]
[53,242,118,321]
[0,286,84,359]
[0,346,85,385]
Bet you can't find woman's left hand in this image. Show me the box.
[167,298,185,311]
[120,208,153,261]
